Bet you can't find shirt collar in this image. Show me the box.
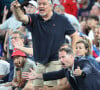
[38,11,56,21]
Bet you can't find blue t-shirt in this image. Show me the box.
[24,12,75,64]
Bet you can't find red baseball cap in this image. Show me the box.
[11,48,27,58]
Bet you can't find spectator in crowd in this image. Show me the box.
[5,48,36,90]
[23,47,100,90]
[11,0,79,90]
[39,43,72,90]
[12,31,33,56]
[90,2,100,21]
[76,39,100,70]
[77,0,94,22]
[92,25,100,61]
[22,0,38,14]
[8,30,25,82]
[87,15,99,42]
[8,31,33,82]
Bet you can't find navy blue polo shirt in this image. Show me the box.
[25,12,75,64]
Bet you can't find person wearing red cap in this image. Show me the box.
[6,48,36,90]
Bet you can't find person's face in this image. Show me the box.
[54,7,63,14]
[59,51,74,68]
[37,0,52,17]
[26,4,37,14]
[87,19,98,28]
[76,43,87,56]
[94,27,100,40]
[90,6,100,16]
[11,33,24,47]
[13,56,25,68]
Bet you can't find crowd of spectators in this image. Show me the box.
[0,0,100,90]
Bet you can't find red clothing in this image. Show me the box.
[60,0,78,17]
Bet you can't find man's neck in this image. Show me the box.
[42,11,53,21]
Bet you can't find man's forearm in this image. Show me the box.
[11,0,28,24]
[17,47,33,55]
[13,7,27,22]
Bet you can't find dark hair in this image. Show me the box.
[88,15,99,22]
[59,48,73,55]
[60,43,72,49]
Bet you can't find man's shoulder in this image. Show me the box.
[54,12,68,19]
[75,57,90,63]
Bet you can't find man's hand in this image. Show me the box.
[11,0,20,9]
[22,68,42,80]
[73,66,82,76]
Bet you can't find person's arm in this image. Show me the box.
[22,68,43,80]
[11,0,28,24]
[4,31,9,52]
[2,6,8,23]
[22,68,65,81]
[73,60,93,77]
[70,31,79,53]
[15,46,33,55]
[13,40,33,55]
[18,47,33,55]
[43,69,65,81]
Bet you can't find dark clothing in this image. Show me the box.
[85,55,100,70]
[76,56,100,70]
[43,58,100,90]
[7,59,14,82]
[78,1,94,18]
[24,12,75,64]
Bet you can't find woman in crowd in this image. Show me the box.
[76,39,100,70]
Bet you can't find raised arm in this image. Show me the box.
[11,0,29,24]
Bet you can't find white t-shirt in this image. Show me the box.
[0,60,10,75]
[64,13,81,32]
[88,30,94,42]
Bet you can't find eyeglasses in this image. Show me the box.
[11,37,21,39]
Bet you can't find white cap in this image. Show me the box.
[95,2,100,8]
[29,0,37,8]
